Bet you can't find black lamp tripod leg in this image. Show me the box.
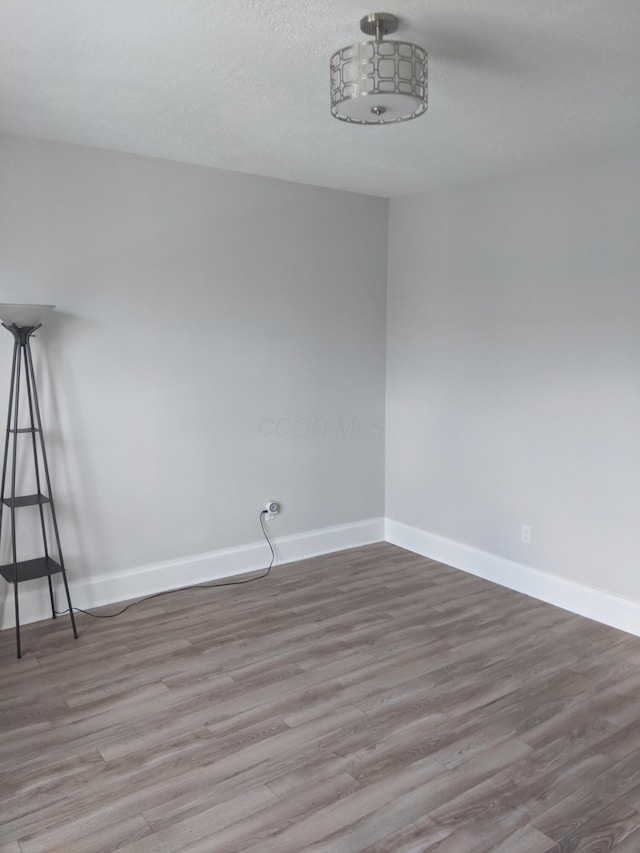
[24,337,56,620]
[10,343,22,658]
[60,570,78,638]
[24,338,57,621]
[0,340,17,526]
[25,338,77,640]
[0,342,20,657]
[47,575,56,619]
[14,581,21,659]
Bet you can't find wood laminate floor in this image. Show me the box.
[2,542,640,852]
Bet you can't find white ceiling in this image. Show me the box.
[1,0,639,197]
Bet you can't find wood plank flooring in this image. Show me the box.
[2,542,640,851]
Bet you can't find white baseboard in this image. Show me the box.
[385,518,640,638]
[8,515,637,640]
[0,517,385,630]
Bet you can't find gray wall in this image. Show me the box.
[387,146,640,603]
[0,134,388,585]
[3,131,639,623]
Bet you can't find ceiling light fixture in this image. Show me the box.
[330,12,427,125]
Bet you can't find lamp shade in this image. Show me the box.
[330,13,427,125]
[331,40,427,123]
[0,304,55,327]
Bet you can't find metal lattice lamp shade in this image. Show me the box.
[330,13,427,125]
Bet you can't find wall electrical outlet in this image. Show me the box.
[521,524,531,544]
[265,501,280,520]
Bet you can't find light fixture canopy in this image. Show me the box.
[330,12,427,125]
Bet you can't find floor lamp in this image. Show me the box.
[0,303,77,658]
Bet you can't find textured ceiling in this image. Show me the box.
[1,0,639,197]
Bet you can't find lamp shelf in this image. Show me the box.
[2,493,52,509]
[0,556,62,584]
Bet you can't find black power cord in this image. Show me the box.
[55,510,276,620]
